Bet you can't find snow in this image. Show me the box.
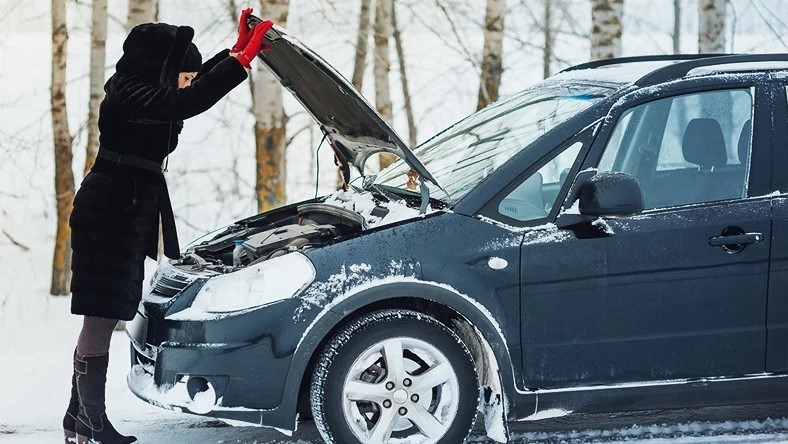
[517,408,573,421]
[592,217,615,235]
[322,189,432,228]
[487,257,509,270]
[5,2,788,443]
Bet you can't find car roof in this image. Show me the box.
[554,53,788,89]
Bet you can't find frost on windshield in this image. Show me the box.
[374,83,613,204]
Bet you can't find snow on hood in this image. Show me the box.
[323,189,434,227]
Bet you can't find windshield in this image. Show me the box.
[373,82,614,204]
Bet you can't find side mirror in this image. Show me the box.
[579,172,644,217]
[557,172,643,228]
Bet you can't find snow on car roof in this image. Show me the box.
[549,60,683,86]
[687,61,788,76]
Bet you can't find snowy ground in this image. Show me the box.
[2,296,788,444]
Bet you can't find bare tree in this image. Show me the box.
[374,0,397,168]
[127,0,158,30]
[672,0,682,54]
[543,0,553,78]
[51,0,75,295]
[698,0,726,53]
[352,0,373,90]
[590,0,623,60]
[392,0,417,147]
[253,0,290,211]
[477,0,506,110]
[85,0,107,175]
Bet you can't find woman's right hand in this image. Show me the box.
[231,8,254,53]
[234,20,274,68]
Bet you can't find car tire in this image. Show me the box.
[311,309,479,444]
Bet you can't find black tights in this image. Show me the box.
[76,316,119,358]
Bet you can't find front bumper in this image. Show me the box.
[126,279,308,431]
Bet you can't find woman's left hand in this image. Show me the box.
[231,7,254,53]
[234,20,275,68]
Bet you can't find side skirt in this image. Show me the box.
[507,373,788,420]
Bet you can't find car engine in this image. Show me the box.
[170,202,381,275]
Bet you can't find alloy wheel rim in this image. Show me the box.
[341,337,460,444]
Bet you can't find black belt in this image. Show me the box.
[97,148,163,174]
[96,147,180,259]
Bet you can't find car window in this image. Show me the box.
[498,141,583,221]
[597,88,753,209]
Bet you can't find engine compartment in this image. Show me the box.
[168,188,437,275]
[172,203,370,274]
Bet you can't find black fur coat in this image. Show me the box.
[70,25,248,321]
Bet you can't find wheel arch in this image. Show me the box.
[289,281,514,443]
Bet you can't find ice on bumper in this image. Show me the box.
[167,252,315,320]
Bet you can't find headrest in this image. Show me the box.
[682,118,727,168]
[738,119,752,165]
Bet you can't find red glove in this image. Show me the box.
[234,20,274,68]
[230,8,254,53]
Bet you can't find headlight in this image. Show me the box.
[185,252,315,314]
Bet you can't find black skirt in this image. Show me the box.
[69,170,160,321]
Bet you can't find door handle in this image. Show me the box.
[708,233,763,247]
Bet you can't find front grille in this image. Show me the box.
[151,266,196,297]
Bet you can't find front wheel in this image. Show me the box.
[311,310,479,444]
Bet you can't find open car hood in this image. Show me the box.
[253,21,437,186]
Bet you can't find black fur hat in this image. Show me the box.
[115,23,202,86]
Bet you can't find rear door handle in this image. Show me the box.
[708,233,763,247]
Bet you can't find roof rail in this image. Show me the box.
[635,53,788,86]
[559,54,726,73]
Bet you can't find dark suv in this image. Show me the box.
[125,22,788,444]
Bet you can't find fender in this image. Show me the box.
[274,278,537,440]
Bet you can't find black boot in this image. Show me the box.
[74,353,137,444]
[63,355,79,443]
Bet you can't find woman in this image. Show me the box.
[63,10,272,444]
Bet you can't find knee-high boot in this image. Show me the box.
[74,353,137,444]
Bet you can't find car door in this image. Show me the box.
[767,79,788,372]
[517,82,772,388]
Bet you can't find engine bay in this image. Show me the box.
[170,189,432,275]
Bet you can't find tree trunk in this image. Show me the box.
[672,0,681,54]
[698,0,725,53]
[253,0,290,212]
[477,0,506,110]
[51,0,75,296]
[127,0,158,30]
[85,0,107,175]
[590,0,623,60]
[374,0,396,169]
[352,0,373,91]
[392,0,417,148]
[543,0,553,78]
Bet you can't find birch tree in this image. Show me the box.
[477,0,506,110]
[51,0,75,295]
[543,0,553,78]
[85,0,107,175]
[698,0,726,53]
[253,0,290,211]
[590,0,623,60]
[352,0,373,90]
[127,0,158,30]
[374,0,397,168]
[392,0,417,147]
